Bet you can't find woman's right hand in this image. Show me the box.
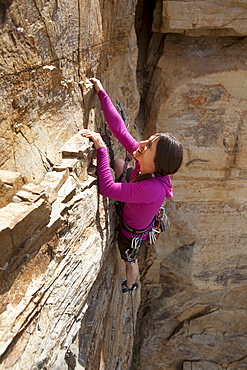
[89,77,103,93]
[81,129,106,149]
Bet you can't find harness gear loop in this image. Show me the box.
[148,205,170,244]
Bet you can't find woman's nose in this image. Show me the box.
[138,142,146,152]
[140,140,148,147]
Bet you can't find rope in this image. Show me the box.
[116,99,135,338]
[116,100,132,183]
[130,290,135,338]
[116,100,128,126]
[120,153,132,183]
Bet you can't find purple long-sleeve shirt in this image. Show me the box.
[96,90,173,239]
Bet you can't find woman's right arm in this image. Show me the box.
[90,78,139,155]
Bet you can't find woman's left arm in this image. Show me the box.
[97,90,139,155]
[89,78,139,155]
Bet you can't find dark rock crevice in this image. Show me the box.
[0,0,12,25]
[135,0,165,137]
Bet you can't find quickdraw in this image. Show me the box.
[148,205,170,245]
[125,236,143,264]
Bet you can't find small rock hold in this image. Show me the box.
[43,65,57,71]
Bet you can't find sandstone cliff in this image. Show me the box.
[0,0,140,369]
[134,1,247,369]
[0,0,247,370]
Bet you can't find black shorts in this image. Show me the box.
[117,229,146,263]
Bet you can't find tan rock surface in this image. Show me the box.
[0,0,139,183]
[1,0,247,369]
[0,139,140,369]
[0,0,139,369]
[134,10,247,370]
[0,170,25,207]
[153,0,247,36]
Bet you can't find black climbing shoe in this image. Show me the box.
[122,280,131,293]
[132,282,138,290]
[121,279,138,293]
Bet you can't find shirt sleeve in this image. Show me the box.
[97,90,139,155]
[97,147,165,203]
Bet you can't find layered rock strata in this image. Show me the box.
[1,0,247,369]
[134,1,247,369]
[0,131,140,369]
[0,0,140,369]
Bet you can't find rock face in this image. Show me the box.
[0,0,139,183]
[0,132,141,369]
[133,1,247,369]
[153,0,247,36]
[0,0,140,369]
[1,0,247,370]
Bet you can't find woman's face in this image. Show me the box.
[133,134,160,173]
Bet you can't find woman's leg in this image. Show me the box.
[125,260,139,288]
[114,158,125,181]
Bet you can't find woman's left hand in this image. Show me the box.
[81,129,106,149]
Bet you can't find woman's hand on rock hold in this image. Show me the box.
[89,77,103,93]
[81,129,106,149]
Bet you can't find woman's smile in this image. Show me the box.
[132,135,160,173]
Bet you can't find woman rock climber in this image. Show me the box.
[82,78,183,293]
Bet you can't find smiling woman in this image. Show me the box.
[132,134,159,174]
[81,78,183,293]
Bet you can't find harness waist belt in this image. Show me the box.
[121,218,154,235]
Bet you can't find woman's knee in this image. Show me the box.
[114,158,125,180]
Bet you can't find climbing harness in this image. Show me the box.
[120,204,170,243]
[118,203,170,265]
[120,217,154,263]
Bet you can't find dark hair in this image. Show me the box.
[152,132,183,176]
